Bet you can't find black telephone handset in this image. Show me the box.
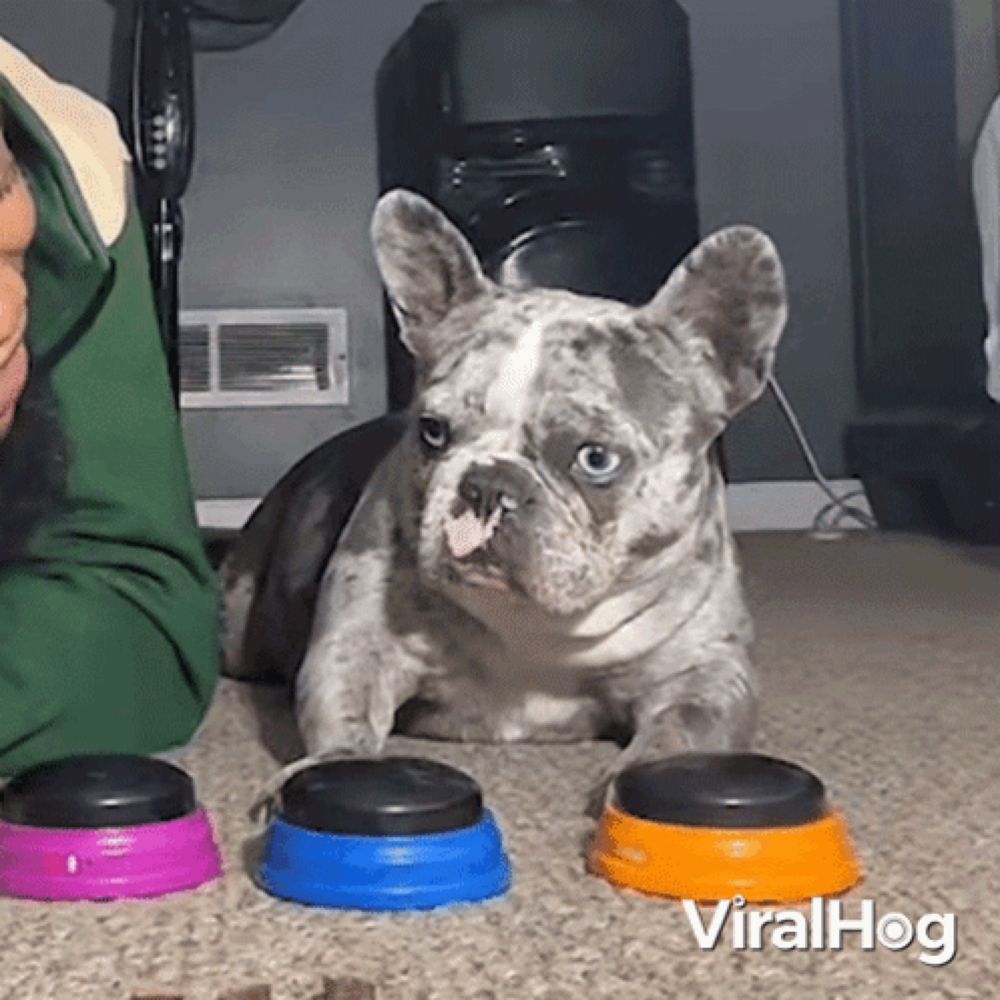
[131,0,195,201]
[129,0,195,401]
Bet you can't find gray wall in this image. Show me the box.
[2,0,880,493]
[687,0,855,481]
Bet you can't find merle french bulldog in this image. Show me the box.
[221,189,788,812]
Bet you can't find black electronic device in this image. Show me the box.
[130,0,195,400]
[377,0,700,411]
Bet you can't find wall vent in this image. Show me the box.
[179,308,349,409]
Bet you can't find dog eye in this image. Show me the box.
[419,415,451,452]
[574,443,622,484]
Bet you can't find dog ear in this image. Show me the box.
[641,226,787,424]
[371,189,492,360]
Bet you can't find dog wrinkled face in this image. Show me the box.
[371,190,787,620]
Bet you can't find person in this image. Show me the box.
[973,91,1000,404]
[0,37,218,775]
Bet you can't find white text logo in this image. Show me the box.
[683,896,957,967]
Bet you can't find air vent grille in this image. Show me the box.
[179,308,349,408]
[179,324,211,393]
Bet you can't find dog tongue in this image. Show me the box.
[445,508,502,559]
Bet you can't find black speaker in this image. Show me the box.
[376,0,699,410]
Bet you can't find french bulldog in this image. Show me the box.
[221,189,788,812]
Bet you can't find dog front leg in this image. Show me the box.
[249,628,422,820]
[587,652,758,816]
[295,629,420,759]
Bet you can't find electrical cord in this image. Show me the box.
[766,375,878,535]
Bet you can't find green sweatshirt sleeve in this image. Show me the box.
[0,179,219,776]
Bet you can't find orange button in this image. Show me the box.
[588,804,862,904]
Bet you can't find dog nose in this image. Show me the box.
[458,463,532,518]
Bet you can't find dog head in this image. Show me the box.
[372,190,787,621]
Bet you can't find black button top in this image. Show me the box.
[613,752,828,829]
[278,757,484,836]
[0,755,197,829]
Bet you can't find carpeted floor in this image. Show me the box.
[2,531,998,1000]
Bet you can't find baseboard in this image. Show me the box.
[197,498,260,531]
[722,479,871,532]
[196,479,872,534]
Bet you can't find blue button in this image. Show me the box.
[257,810,511,911]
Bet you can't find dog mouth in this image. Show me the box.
[442,508,517,592]
[446,558,511,591]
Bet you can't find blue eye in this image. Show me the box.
[419,415,450,451]
[574,443,622,484]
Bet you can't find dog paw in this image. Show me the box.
[249,749,370,824]
[584,767,618,819]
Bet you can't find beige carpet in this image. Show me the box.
[2,531,999,1000]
